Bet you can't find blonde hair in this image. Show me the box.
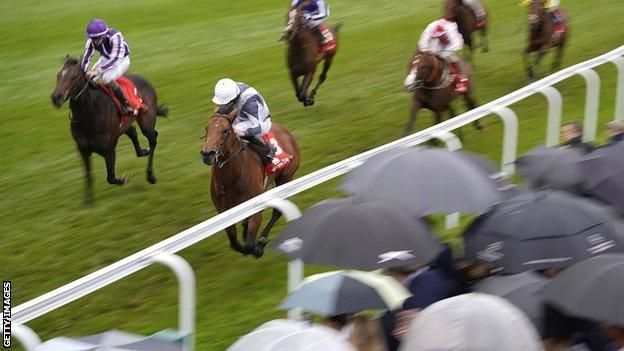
[350,315,388,351]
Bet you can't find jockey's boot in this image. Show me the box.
[244,136,276,165]
[476,17,486,29]
[108,81,136,115]
[311,25,325,48]
[450,63,469,93]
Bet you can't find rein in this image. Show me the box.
[205,121,248,169]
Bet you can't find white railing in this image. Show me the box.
[12,45,624,350]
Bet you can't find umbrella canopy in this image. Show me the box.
[272,198,441,270]
[279,270,411,316]
[340,147,501,216]
[475,272,548,335]
[463,190,624,273]
[543,253,624,324]
[399,293,543,351]
[36,330,181,351]
[516,146,585,192]
[227,319,357,351]
[580,146,624,213]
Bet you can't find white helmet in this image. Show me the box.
[212,78,240,105]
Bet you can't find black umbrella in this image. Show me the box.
[543,253,624,324]
[475,272,548,335]
[516,146,585,193]
[340,148,501,216]
[580,146,624,213]
[463,190,624,274]
[272,198,441,270]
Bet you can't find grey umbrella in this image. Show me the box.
[36,330,182,351]
[475,272,548,335]
[340,147,501,216]
[516,146,585,193]
[463,190,624,274]
[543,253,624,324]
[580,146,624,213]
[272,198,441,270]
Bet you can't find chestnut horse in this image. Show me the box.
[283,4,340,107]
[524,0,567,82]
[51,56,167,203]
[444,0,489,58]
[403,52,482,136]
[200,109,300,257]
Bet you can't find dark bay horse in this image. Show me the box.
[444,0,489,57]
[524,0,567,81]
[51,56,167,203]
[283,5,340,107]
[200,109,300,257]
[403,52,482,136]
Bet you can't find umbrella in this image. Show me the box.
[279,270,411,316]
[227,319,357,351]
[580,146,624,213]
[36,330,181,351]
[475,272,548,335]
[463,190,624,273]
[516,145,585,192]
[399,293,543,351]
[339,147,501,216]
[543,253,624,324]
[272,198,442,270]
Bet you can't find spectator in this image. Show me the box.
[351,315,389,351]
[560,121,595,154]
[603,324,624,351]
[542,303,609,351]
[604,120,624,147]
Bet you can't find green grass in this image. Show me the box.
[1,0,624,349]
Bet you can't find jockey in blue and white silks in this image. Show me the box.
[288,0,329,45]
[81,19,134,113]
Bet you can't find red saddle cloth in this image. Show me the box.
[319,23,337,55]
[550,10,568,36]
[99,76,147,128]
[262,131,292,176]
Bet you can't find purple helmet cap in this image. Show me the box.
[86,19,108,38]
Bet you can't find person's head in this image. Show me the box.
[350,315,389,351]
[86,19,108,46]
[432,23,449,44]
[561,121,583,143]
[603,324,624,347]
[606,120,624,138]
[324,314,349,330]
[212,78,240,111]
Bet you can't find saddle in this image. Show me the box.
[549,10,567,39]
[99,76,147,129]
[261,131,291,176]
[318,23,337,55]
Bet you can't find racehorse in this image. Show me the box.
[51,55,167,203]
[524,0,567,82]
[403,52,482,136]
[283,4,340,107]
[200,108,300,257]
[444,0,489,58]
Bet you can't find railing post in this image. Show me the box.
[538,86,563,147]
[610,56,624,120]
[153,253,196,351]
[577,68,601,142]
[430,131,463,230]
[492,107,519,175]
[12,324,41,351]
[265,199,303,320]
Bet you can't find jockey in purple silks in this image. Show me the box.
[81,19,134,114]
[287,0,329,46]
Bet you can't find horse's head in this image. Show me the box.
[51,55,87,108]
[404,52,436,92]
[283,5,304,41]
[200,108,238,166]
[528,0,546,28]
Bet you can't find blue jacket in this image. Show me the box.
[291,0,329,21]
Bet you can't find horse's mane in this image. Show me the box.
[64,55,80,66]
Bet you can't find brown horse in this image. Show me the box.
[403,52,481,136]
[200,109,300,257]
[524,0,567,82]
[444,0,489,58]
[51,56,167,203]
[283,4,340,107]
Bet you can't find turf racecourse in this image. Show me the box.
[1,0,623,349]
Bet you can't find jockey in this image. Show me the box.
[81,19,134,114]
[521,0,564,24]
[461,0,487,28]
[289,0,329,47]
[419,18,468,92]
[212,78,284,170]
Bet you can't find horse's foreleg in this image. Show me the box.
[242,213,264,258]
[403,98,422,136]
[308,56,334,105]
[79,148,94,204]
[225,225,245,255]
[300,70,316,107]
[125,126,149,157]
[523,48,536,82]
[103,148,129,185]
[463,91,483,131]
[480,26,489,52]
[552,44,564,72]
[290,72,302,102]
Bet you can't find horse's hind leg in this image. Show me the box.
[104,148,129,185]
[138,115,158,184]
[256,174,293,249]
[480,26,489,52]
[463,91,483,131]
[552,44,564,72]
[79,147,94,204]
[308,56,334,106]
[300,71,316,107]
[125,126,149,157]
[242,213,264,258]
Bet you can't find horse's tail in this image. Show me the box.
[156,104,169,117]
[333,22,343,36]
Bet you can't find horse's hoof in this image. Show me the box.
[147,173,156,184]
[304,97,314,107]
[120,172,133,185]
[138,148,150,157]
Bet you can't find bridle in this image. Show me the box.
[61,67,90,103]
[203,119,247,168]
